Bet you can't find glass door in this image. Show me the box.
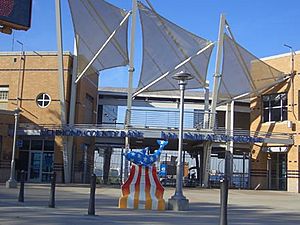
[270,153,287,190]
[29,151,42,182]
[42,152,54,182]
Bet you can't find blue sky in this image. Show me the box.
[0,0,299,89]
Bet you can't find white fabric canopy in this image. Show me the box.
[68,0,129,77]
[135,3,214,94]
[218,34,285,103]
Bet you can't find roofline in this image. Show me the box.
[260,50,300,61]
[98,87,250,104]
[98,87,207,99]
[0,51,72,56]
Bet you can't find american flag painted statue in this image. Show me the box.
[119,140,168,210]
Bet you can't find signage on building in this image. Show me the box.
[161,131,264,143]
[40,128,144,138]
[263,146,288,153]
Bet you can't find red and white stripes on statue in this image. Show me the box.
[119,164,165,210]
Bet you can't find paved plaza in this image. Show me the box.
[0,184,300,225]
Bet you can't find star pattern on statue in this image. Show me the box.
[123,140,168,167]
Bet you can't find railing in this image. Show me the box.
[126,108,213,130]
[15,107,293,142]
[124,108,293,142]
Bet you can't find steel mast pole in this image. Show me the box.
[55,0,69,183]
[66,36,79,183]
[210,14,226,129]
[203,14,226,187]
[124,0,138,180]
[126,0,137,126]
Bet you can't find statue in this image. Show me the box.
[119,140,168,210]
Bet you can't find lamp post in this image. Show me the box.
[168,71,194,211]
[6,108,20,188]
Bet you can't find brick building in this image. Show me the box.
[250,51,300,192]
[0,51,98,183]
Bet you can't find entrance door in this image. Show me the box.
[41,152,54,182]
[270,153,287,190]
[29,151,42,182]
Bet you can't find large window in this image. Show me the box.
[262,93,287,122]
[18,139,55,182]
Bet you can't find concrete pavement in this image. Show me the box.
[0,184,300,225]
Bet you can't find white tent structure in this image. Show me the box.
[133,2,214,96]
[67,0,215,193]
[218,33,287,104]
[203,15,289,187]
[68,0,130,81]
[60,0,131,183]
[209,16,288,131]
[60,0,290,187]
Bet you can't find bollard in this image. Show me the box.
[88,173,96,215]
[18,170,25,202]
[220,178,228,225]
[48,171,56,208]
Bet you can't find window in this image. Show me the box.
[0,86,9,110]
[19,140,30,150]
[262,93,287,122]
[31,140,43,150]
[44,140,54,151]
[36,93,51,108]
[0,90,8,100]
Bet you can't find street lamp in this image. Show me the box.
[6,108,21,188]
[283,44,296,74]
[168,71,194,211]
[6,40,24,188]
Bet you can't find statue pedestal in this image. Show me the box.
[119,164,165,210]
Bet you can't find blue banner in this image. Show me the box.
[161,131,264,143]
[40,128,144,138]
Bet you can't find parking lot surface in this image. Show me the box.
[0,184,300,225]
